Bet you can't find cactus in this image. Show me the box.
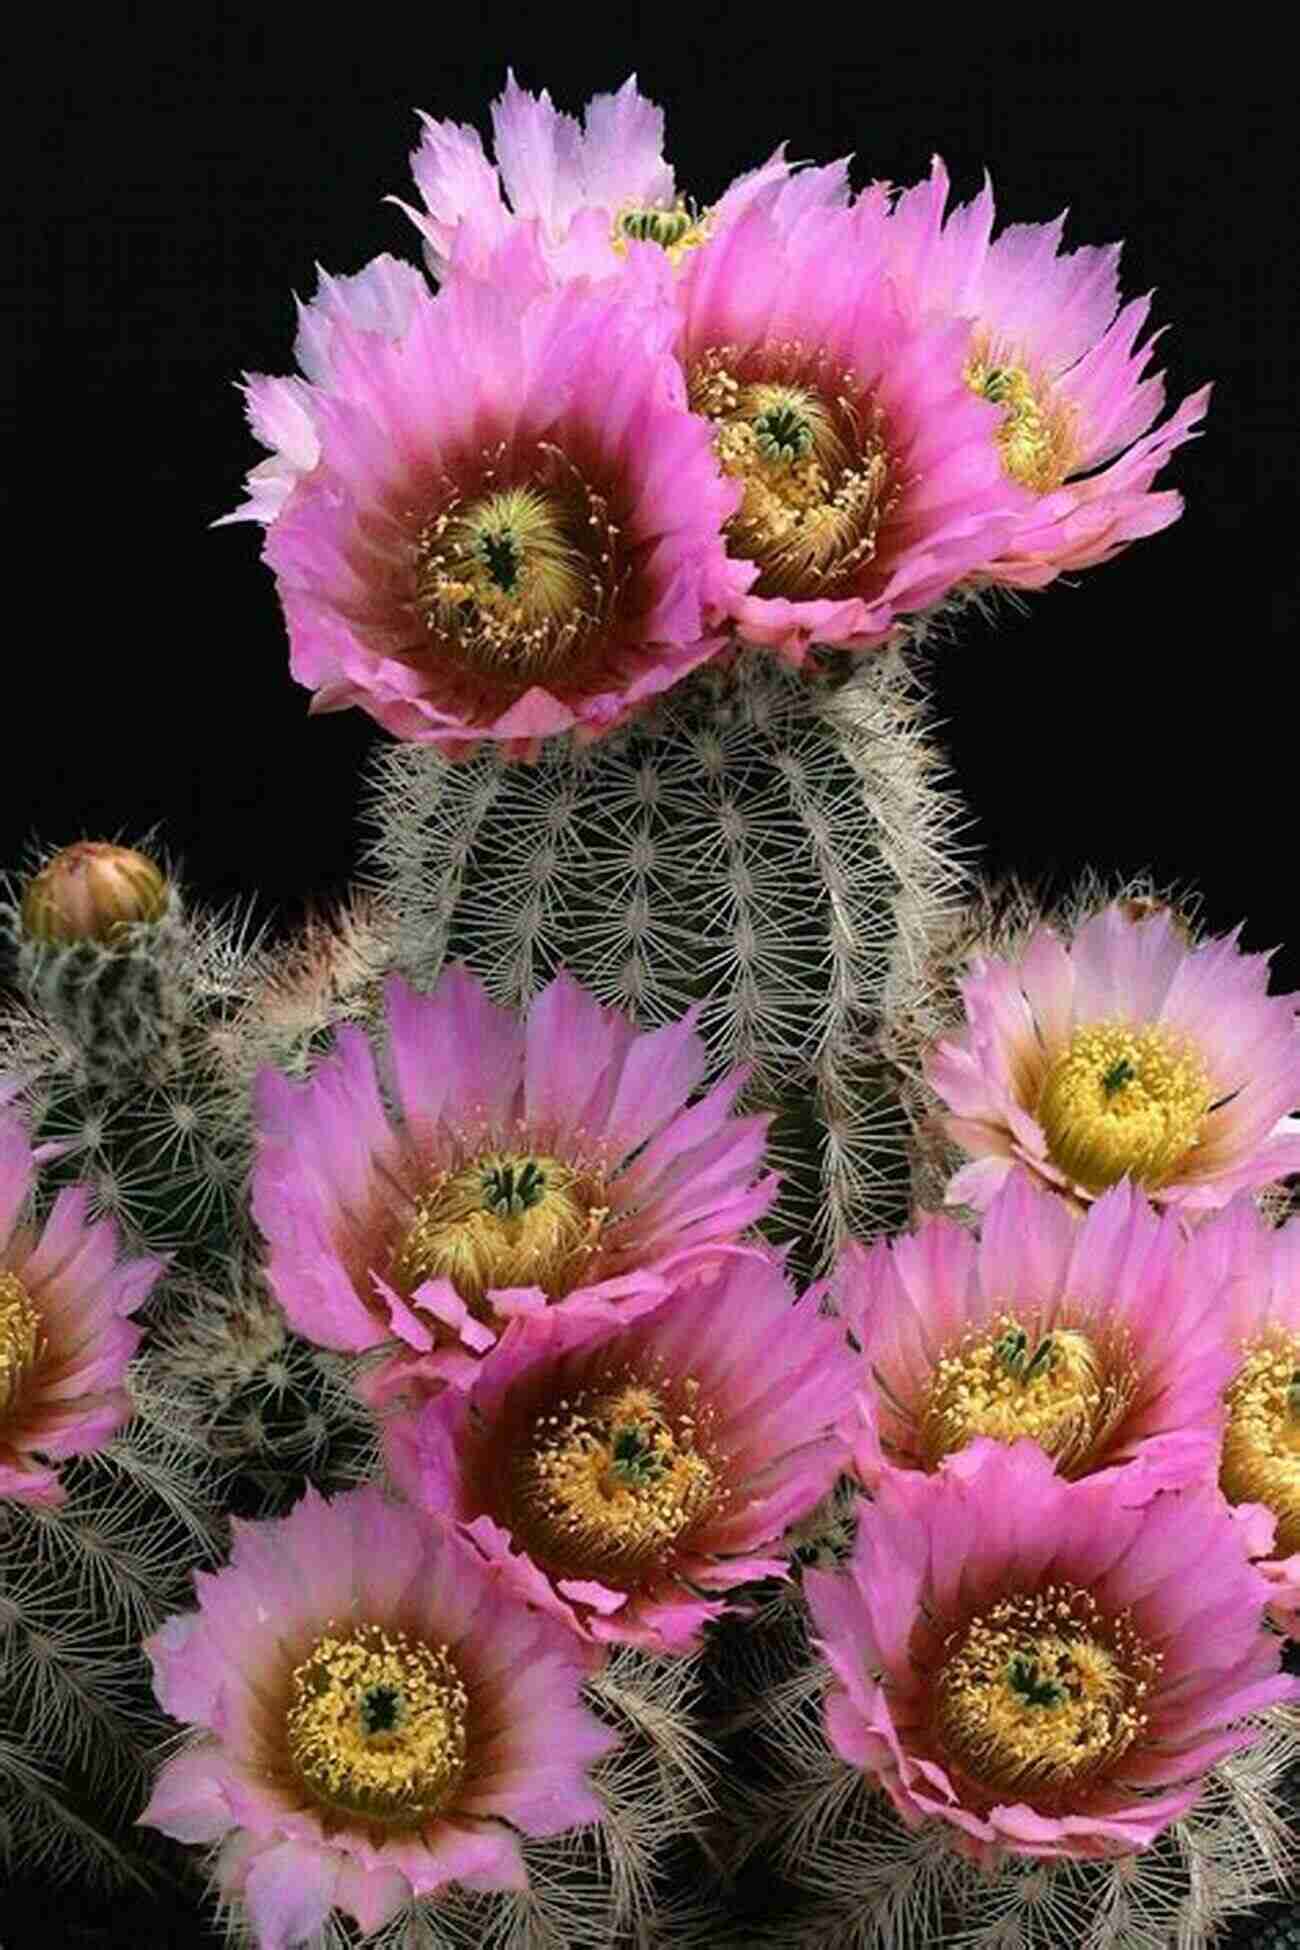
[0,839,264,1278]
[148,1254,380,1521]
[363,648,970,1275]
[0,1371,219,1889]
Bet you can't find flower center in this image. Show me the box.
[689,346,897,599]
[966,354,1076,493]
[613,200,712,262]
[286,1621,468,1825]
[510,1376,724,1579]
[915,1311,1136,1477]
[414,476,619,681]
[1221,1332,1300,1556]
[392,1151,608,1315]
[0,1270,41,1418]
[1036,1020,1212,1194]
[934,1587,1159,1803]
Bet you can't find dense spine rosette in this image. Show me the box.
[224,236,751,754]
[862,156,1212,588]
[926,899,1300,1214]
[831,1168,1232,1491]
[0,1111,162,1505]
[397,71,843,284]
[141,1485,619,1947]
[805,1439,1296,1863]
[251,965,775,1378]
[673,201,1028,656]
[370,1247,857,1653]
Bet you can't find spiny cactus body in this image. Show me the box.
[365,651,969,1271]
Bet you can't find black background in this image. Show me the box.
[2,12,1296,1946]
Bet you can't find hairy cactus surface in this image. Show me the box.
[0,1376,219,1889]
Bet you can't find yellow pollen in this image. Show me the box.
[689,345,897,599]
[1221,1331,1300,1555]
[966,353,1077,493]
[612,200,713,263]
[414,475,617,679]
[0,1270,41,1417]
[1036,1020,1212,1195]
[511,1373,724,1579]
[393,1151,607,1316]
[916,1311,1137,1477]
[286,1622,468,1825]
[934,1586,1159,1803]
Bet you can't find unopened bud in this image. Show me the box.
[20,843,168,948]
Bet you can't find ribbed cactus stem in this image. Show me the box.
[363,651,969,1270]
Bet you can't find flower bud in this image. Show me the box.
[20,843,168,948]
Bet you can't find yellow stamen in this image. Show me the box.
[916,1311,1137,1477]
[1221,1332,1300,1555]
[612,200,713,263]
[393,1150,607,1315]
[1036,1020,1212,1194]
[414,473,618,680]
[966,352,1077,493]
[511,1373,724,1578]
[0,1270,41,1417]
[286,1622,468,1825]
[934,1586,1159,1801]
[689,344,897,599]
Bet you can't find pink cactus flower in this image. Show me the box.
[251,965,776,1383]
[1194,1196,1300,1634]
[861,156,1212,589]
[218,255,429,530]
[673,199,1030,659]
[926,900,1300,1216]
[397,71,849,285]
[223,229,752,757]
[140,1486,617,1949]
[831,1168,1233,1494]
[805,1439,1297,1864]
[0,1112,162,1507]
[371,1247,856,1655]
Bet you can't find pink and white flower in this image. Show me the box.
[674,199,1030,658]
[860,156,1212,588]
[1195,1196,1300,1634]
[806,1439,1296,1864]
[140,1485,618,1949]
[373,1247,856,1654]
[224,229,752,756]
[251,965,776,1382]
[927,900,1300,1216]
[832,1168,1232,1492]
[397,71,849,286]
[0,1112,161,1506]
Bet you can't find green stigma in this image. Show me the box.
[1101,1057,1136,1097]
[609,1423,667,1484]
[477,527,521,593]
[1005,1654,1066,1709]
[994,1326,1056,1385]
[753,400,816,464]
[359,1684,405,1737]
[481,1157,548,1219]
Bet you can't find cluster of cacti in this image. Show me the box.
[5,65,1298,1950]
